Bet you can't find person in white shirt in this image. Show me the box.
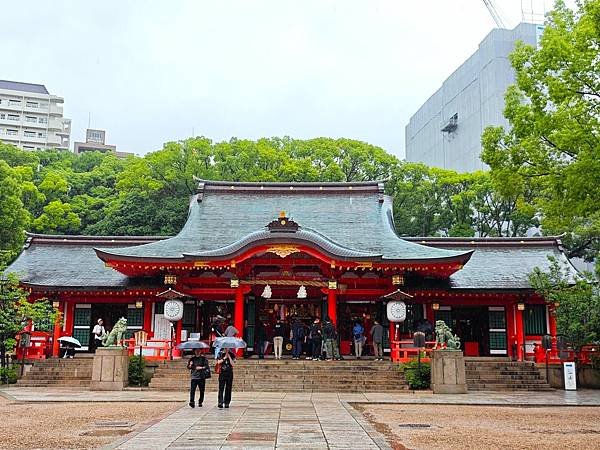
[92,318,106,351]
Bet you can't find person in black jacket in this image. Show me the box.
[291,317,305,360]
[323,317,341,360]
[187,349,209,408]
[310,317,323,360]
[217,348,236,408]
[256,321,267,359]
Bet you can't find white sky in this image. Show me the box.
[2,0,562,158]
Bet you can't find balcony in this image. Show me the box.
[48,104,64,116]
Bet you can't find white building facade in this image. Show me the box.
[405,23,543,172]
[0,80,71,151]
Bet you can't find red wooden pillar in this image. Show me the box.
[175,319,183,345]
[143,300,153,337]
[506,304,515,359]
[327,288,337,325]
[64,302,75,335]
[389,321,398,342]
[548,305,558,357]
[515,306,525,361]
[52,301,65,357]
[234,286,244,337]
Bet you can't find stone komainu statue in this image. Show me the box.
[102,317,128,347]
[433,320,461,350]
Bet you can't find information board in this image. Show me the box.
[563,361,577,390]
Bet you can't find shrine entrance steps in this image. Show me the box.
[148,358,409,392]
[465,357,553,391]
[17,358,92,387]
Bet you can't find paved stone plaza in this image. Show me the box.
[2,387,600,449]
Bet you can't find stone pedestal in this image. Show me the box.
[431,349,467,394]
[90,347,129,391]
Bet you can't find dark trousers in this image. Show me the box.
[218,373,233,406]
[190,378,205,405]
[257,340,265,358]
[312,337,322,359]
[292,338,303,357]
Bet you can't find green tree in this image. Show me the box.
[32,200,81,234]
[0,273,60,381]
[530,258,600,351]
[0,161,28,266]
[482,0,600,260]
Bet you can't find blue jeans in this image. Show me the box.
[292,338,303,357]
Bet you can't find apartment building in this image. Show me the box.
[0,80,71,151]
[74,128,117,154]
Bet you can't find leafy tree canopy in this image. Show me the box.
[530,257,600,350]
[482,0,600,260]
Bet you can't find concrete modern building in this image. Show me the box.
[74,128,117,154]
[0,80,71,151]
[405,23,544,172]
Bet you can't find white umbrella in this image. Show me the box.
[57,336,82,347]
[213,336,247,349]
[177,341,210,350]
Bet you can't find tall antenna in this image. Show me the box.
[88,112,91,129]
[482,0,506,28]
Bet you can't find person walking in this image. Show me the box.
[309,317,323,360]
[353,321,365,359]
[323,317,341,361]
[187,348,209,408]
[217,348,235,408]
[256,321,267,359]
[273,319,285,360]
[291,317,305,360]
[370,320,384,361]
[92,318,106,352]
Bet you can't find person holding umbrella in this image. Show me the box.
[212,336,245,408]
[216,348,235,408]
[58,336,82,358]
[187,347,210,408]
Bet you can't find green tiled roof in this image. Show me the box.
[97,181,471,263]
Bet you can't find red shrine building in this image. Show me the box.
[8,180,575,360]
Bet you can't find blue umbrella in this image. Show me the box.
[177,340,210,350]
[213,336,247,349]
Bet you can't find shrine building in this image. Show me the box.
[7,180,574,360]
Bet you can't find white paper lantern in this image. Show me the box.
[163,300,184,322]
[386,301,407,322]
[297,285,307,299]
[261,284,272,299]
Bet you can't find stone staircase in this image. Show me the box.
[149,358,409,392]
[17,359,93,388]
[465,358,553,391]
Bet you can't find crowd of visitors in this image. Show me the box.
[254,315,387,361]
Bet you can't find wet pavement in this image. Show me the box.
[2,388,599,449]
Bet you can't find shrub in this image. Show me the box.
[128,355,150,386]
[400,358,431,390]
[0,367,18,384]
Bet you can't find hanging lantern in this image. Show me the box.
[297,285,307,299]
[261,284,272,299]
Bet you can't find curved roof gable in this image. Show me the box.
[96,180,472,264]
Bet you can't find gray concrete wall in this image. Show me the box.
[536,364,600,390]
[405,23,542,173]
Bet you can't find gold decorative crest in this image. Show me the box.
[266,245,300,258]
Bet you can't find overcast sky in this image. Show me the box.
[3,1,560,158]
